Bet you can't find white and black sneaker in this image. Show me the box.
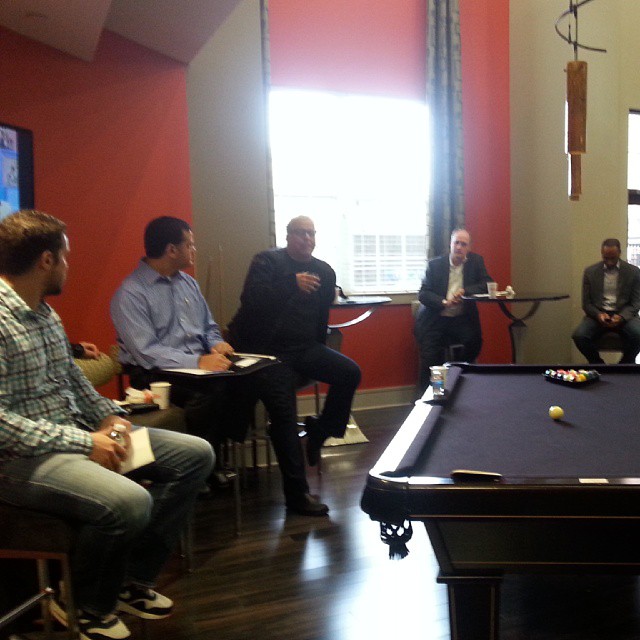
[50,598,131,640]
[117,584,173,620]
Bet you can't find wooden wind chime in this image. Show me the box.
[555,0,606,201]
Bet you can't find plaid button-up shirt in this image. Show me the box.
[0,279,122,461]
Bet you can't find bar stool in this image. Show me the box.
[0,504,79,639]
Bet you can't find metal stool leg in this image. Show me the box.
[179,520,194,572]
[231,442,242,535]
[58,558,79,639]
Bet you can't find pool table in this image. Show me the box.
[361,364,640,640]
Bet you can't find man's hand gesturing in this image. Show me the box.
[296,272,320,294]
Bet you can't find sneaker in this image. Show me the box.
[117,584,173,620]
[50,599,130,640]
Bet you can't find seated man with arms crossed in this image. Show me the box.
[228,215,362,467]
[414,228,492,393]
[572,238,640,364]
[111,216,329,515]
[0,210,213,640]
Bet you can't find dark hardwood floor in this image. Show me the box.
[14,408,640,640]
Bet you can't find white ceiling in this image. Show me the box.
[0,0,242,63]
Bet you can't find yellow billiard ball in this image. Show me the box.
[549,406,564,420]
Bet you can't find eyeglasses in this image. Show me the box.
[289,229,316,238]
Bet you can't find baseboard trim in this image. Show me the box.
[296,384,417,415]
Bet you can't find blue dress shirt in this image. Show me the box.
[110,260,223,370]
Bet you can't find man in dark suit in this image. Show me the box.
[414,228,492,391]
[572,238,640,364]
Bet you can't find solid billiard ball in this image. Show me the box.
[549,406,564,420]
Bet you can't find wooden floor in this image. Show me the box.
[17,408,640,640]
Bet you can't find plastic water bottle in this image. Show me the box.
[430,366,446,398]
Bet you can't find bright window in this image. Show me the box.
[269,88,429,294]
[627,111,640,266]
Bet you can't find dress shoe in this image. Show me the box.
[286,493,329,516]
[304,415,326,467]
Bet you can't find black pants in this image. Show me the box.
[416,315,482,392]
[249,346,360,500]
[278,343,362,438]
[231,343,360,501]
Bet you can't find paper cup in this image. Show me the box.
[487,282,498,298]
[150,381,171,410]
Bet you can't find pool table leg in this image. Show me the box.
[437,573,501,640]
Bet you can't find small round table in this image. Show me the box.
[463,292,569,363]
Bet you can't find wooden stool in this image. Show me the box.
[0,504,79,639]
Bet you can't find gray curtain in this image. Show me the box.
[427,0,464,258]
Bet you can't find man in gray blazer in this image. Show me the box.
[572,238,640,364]
[414,229,492,391]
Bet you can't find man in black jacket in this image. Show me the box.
[572,238,640,364]
[229,216,361,469]
[414,228,492,391]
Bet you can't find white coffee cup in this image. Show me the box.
[487,282,498,298]
[150,381,171,410]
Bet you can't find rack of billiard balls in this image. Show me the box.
[543,368,600,385]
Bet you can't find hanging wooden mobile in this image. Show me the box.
[555,0,606,200]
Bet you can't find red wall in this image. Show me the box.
[460,0,512,363]
[0,28,192,366]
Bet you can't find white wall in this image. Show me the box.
[510,0,638,363]
[187,0,271,327]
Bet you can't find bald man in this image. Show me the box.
[229,216,361,469]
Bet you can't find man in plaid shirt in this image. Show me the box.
[0,210,213,640]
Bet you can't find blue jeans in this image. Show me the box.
[0,427,213,617]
